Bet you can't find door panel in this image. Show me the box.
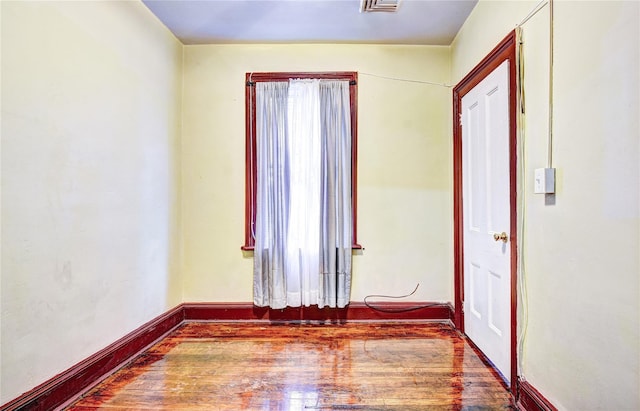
[462,60,511,383]
[470,262,484,320]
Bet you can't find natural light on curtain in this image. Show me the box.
[253,79,352,309]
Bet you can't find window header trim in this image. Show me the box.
[245,72,358,87]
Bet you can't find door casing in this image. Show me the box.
[452,30,518,393]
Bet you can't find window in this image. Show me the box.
[242,72,361,251]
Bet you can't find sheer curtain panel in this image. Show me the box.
[253,79,352,309]
[253,81,289,309]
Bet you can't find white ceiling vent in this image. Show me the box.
[360,0,402,13]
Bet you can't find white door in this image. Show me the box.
[461,60,511,383]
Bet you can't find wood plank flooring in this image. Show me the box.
[66,322,514,410]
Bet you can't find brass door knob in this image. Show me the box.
[493,232,508,243]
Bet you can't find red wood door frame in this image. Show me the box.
[452,30,518,392]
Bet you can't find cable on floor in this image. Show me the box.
[364,283,442,313]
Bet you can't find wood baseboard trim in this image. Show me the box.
[1,301,453,411]
[183,301,454,322]
[517,379,557,411]
[0,305,185,411]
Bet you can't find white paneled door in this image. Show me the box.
[461,60,511,383]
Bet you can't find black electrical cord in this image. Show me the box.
[363,283,442,313]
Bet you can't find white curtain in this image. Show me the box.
[253,79,352,309]
[254,81,289,309]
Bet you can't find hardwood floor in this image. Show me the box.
[66,322,514,410]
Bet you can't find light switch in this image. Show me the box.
[534,168,555,194]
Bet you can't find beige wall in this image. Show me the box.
[4,0,638,408]
[452,1,640,409]
[0,1,183,402]
[181,44,453,303]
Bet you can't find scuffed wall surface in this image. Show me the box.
[1,1,183,402]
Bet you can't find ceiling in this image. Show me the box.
[142,0,478,45]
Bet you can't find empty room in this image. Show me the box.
[1,0,638,410]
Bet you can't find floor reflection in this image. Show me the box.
[66,322,514,410]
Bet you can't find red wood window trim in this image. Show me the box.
[242,72,361,251]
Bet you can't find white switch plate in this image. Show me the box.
[534,168,555,194]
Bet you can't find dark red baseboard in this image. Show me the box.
[0,305,185,411]
[183,301,454,322]
[1,301,452,411]
[517,379,557,411]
